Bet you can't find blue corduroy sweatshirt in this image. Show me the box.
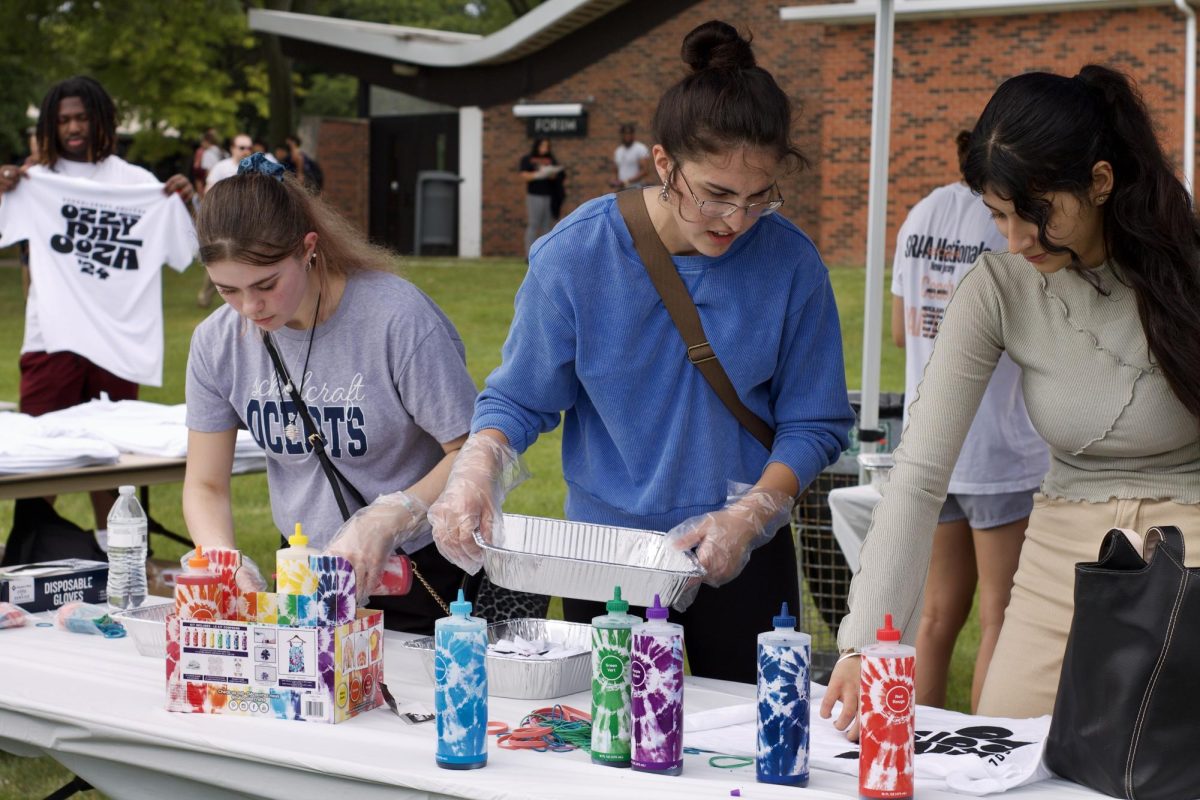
[473,194,855,532]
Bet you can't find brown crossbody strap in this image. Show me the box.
[616,189,775,451]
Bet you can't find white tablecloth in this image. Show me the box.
[828,484,883,573]
[0,609,1100,800]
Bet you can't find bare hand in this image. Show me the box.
[163,173,194,202]
[820,655,861,741]
[0,165,26,195]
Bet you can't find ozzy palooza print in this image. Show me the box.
[859,653,915,798]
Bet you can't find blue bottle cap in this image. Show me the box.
[449,588,472,616]
[773,602,796,629]
[646,593,669,620]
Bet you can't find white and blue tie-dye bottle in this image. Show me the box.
[756,601,810,786]
[435,588,488,770]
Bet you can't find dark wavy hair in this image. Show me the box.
[653,20,807,174]
[963,65,1200,421]
[36,76,118,166]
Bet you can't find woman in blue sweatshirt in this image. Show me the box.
[430,20,854,682]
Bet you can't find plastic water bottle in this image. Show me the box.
[106,485,148,610]
[756,601,811,786]
[435,588,488,770]
[591,586,642,767]
[631,593,684,775]
[859,613,915,800]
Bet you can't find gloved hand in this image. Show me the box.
[428,433,529,574]
[665,483,794,609]
[180,548,267,595]
[326,490,428,603]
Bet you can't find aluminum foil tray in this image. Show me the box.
[404,617,592,700]
[113,600,172,658]
[475,513,704,607]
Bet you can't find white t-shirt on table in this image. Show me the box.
[0,163,197,386]
[891,181,1048,494]
[614,141,650,184]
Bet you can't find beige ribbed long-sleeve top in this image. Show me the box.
[839,252,1200,650]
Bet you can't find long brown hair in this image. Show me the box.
[197,172,396,296]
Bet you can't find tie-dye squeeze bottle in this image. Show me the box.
[435,589,488,770]
[756,601,811,786]
[630,593,684,775]
[591,586,642,767]
[858,614,914,799]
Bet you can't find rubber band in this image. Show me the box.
[709,755,754,770]
[487,721,509,736]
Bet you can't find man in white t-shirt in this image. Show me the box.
[610,123,650,189]
[0,75,194,530]
[204,133,252,191]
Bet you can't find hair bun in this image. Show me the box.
[681,20,756,72]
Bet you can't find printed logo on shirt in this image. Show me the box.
[244,372,369,458]
[836,725,1035,768]
[903,235,990,272]
[49,199,144,279]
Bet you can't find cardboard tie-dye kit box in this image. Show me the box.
[165,552,383,724]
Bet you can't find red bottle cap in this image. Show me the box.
[876,613,901,642]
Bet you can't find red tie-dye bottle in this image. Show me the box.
[858,614,914,799]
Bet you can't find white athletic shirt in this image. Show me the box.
[891,182,1047,494]
[0,164,196,386]
[613,141,650,184]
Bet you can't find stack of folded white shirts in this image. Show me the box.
[36,398,266,473]
[0,413,119,473]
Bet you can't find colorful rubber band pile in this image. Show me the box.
[492,705,592,753]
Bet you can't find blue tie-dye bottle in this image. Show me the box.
[435,588,488,770]
[756,601,810,786]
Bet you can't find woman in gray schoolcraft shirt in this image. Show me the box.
[823,65,1200,731]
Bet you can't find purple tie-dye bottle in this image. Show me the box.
[630,594,684,776]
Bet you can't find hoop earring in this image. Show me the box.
[305,253,315,272]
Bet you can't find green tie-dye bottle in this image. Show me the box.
[590,586,642,767]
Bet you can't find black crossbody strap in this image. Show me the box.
[616,188,775,450]
[262,332,366,519]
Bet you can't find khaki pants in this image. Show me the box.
[976,494,1200,718]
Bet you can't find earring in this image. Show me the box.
[1095,194,1109,205]
[305,253,315,272]
[659,178,670,203]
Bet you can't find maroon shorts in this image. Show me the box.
[19,351,138,417]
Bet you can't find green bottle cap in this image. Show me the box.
[606,586,629,614]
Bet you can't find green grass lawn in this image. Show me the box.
[0,256,981,798]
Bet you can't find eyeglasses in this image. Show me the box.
[675,167,784,219]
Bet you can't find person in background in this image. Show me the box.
[183,155,477,634]
[431,20,854,683]
[609,122,651,189]
[278,134,323,192]
[192,127,223,198]
[196,133,255,308]
[891,130,1048,711]
[824,65,1200,732]
[518,138,561,257]
[0,75,192,533]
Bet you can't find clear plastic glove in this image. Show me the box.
[325,490,428,603]
[179,549,267,595]
[665,483,794,609]
[428,433,529,575]
[820,654,861,741]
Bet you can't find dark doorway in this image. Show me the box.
[369,113,459,254]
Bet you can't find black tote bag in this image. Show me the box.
[1045,525,1200,800]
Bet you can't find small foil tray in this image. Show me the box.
[404,617,592,700]
[475,513,704,607]
[112,599,173,658]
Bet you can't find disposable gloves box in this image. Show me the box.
[0,559,108,611]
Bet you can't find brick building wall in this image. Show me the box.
[317,117,370,235]
[480,3,1195,264]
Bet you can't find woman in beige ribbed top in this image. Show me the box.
[823,65,1200,734]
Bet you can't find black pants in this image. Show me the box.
[561,526,800,684]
